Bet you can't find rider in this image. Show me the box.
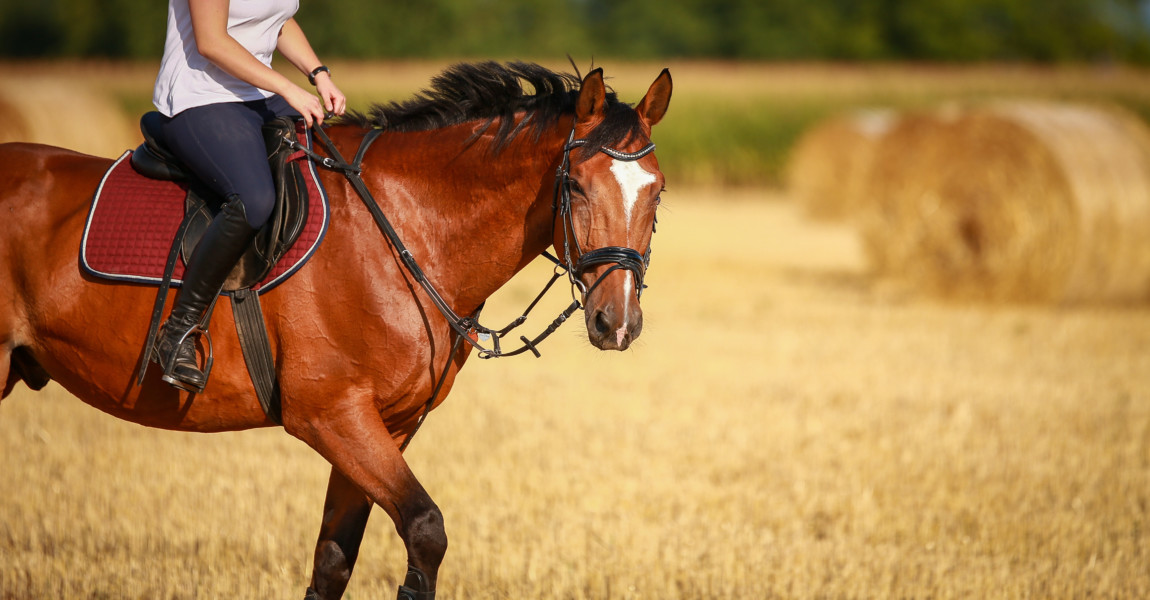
[151,0,346,392]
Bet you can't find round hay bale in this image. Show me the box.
[0,95,30,143]
[859,101,1150,303]
[786,109,897,221]
[0,77,137,158]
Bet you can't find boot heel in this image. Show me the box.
[161,372,204,393]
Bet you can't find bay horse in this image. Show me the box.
[0,62,671,599]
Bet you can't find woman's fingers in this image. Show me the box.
[317,81,346,116]
[288,87,326,127]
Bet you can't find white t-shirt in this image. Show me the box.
[153,0,299,117]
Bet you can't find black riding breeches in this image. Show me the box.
[159,96,299,228]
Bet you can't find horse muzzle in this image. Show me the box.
[583,275,644,351]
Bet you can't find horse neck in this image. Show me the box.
[340,118,568,314]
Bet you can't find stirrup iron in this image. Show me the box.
[155,322,215,393]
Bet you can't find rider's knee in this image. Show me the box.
[234,189,274,228]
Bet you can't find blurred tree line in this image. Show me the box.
[2,0,1149,63]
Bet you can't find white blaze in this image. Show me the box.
[610,159,657,225]
[608,158,656,336]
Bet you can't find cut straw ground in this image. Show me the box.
[2,193,1148,599]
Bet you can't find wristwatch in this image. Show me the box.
[308,65,331,86]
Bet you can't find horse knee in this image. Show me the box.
[404,503,448,568]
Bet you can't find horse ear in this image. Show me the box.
[636,68,672,127]
[576,68,607,121]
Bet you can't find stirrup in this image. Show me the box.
[155,322,215,393]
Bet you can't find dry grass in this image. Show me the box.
[2,189,1148,599]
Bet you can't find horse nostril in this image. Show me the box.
[593,309,613,336]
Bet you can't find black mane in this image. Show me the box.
[336,61,645,159]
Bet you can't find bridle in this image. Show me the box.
[300,122,659,449]
[302,123,658,361]
[554,128,656,302]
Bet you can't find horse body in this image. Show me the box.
[0,62,670,599]
[0,123,545,433]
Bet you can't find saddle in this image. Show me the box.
[130,111,311,291]
[117,112,329,425]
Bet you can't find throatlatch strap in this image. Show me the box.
[231,289,283,425]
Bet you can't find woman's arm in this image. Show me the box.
[277,18,347,117]
[188,0,327,125]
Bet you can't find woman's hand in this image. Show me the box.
[275,18,346,125]
[282,84,327,128]
[315,73,347,117]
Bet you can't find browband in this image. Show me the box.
[566,138,657,162]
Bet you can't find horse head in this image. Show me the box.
[554,68,672,351]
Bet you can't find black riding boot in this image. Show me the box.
[153,197,258,392]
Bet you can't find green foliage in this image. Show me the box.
[0,0,165,58]
[653,97,841,187]
[4,0,1150,63]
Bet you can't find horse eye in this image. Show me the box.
[569,180,585,195]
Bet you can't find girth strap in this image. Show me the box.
[133,191,284,427]
[231,289,283,425]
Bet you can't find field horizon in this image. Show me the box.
[7,59,1150,186]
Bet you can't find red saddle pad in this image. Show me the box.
[81,131,329,294]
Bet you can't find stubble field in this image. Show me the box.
[3,189,1147,598]
[1,62,1149,598]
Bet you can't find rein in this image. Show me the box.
[299,124,655,360]
[302,126,573,359]
[292,123,655,449]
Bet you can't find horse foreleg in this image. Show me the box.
[291,405,445,600]
[304,467,373,600]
